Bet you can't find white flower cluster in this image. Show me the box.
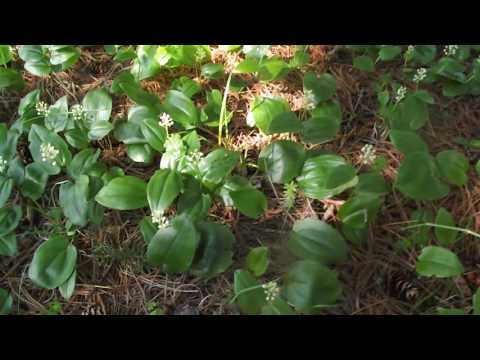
[395,86,407,103]
[303,88,316,110]
[40,142,59,166]
[262,281,280,302]
[159,112,174,129]
[184,149,204,165]
[406,45,415,55]
[444,45,459,57]
[71,104,85,121]
[360,144,376,166]
[0,155,8,173]
[151,210,170,230]
[35,101,50,117]
[194,47,207,62]
[413,67,427,83]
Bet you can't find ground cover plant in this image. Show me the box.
[1,45,480,315]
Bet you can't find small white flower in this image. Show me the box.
[35,101,50,117]
[444,45,458,57]
[395,86,407,103]
[303,88,316,110]
[413,67,427,83]
[262,281,280,302]
[159,113,174,129]
[360,144,376,166]
[0,155,8,173]
[40,142,59,166]
[71,104,85,121]
[406,45,415,55]
[151,210,170,229]
[185,149,204,165]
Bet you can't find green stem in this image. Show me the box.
[218,72,232,146]
[404,223,480,239]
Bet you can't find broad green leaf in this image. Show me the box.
[0,45,12,65]
[140,118,167,152]
[28,235,78,289]
[378,45,402,61]
[338,194,382,229]
[474,288,480,315]
[201,63,225,79]
[435,208,458,247]
[0,288,12,315]
[0,206,22,237]
[82,88,112,126]
[437,307,466,315]
[230,187,267,219]
[355,173,389,196]
[147,169,182,214]
[58,270,76,300]
[245,247,269,277]
[146,214,200,273]
[257,57,290,81]
[163,90,199,129]
[283,260,343,314]
[233,269,266,315]
[436,150,469,187]
[139,216,157,244]
[67,148,100,180]
[234,58,259,74]
[198,148,239,186]
[297,154,358,200]
[88,120,113,141]
[258,140,306,184]
[353,55,375,72]
[389,130,428,155]
[303,72,336,105]
[95,176,148,210]
[0,68,25,91]
[0,232,17,257]
[247,97,301,135]
[261,297,296,315]
[288,218,348,265]
[45,96,68,133]
[59,175,90,227]
[0,177,13,208]
[21,163,49,200]
[171,76,202,98]
[190,222,234,278]
[396,152,450,201]
[412,45,437,65]
[126,143,154,164]
[301,116,339,144]
[416,246,464,278]
[65,128,89,149]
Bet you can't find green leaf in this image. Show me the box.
[140,216,158,244]
[82,88,112,127]
[245,247,269,277]
[338,194,382,229]
[198,148,239,186]
[171,76,202,98]
[396,152,450,201]
[140,118,167,152]
[45,96,68,133]
[67,148,100,180]
[288,218,348,265]
[283,260,343,314]
[234,58,260,74]
[247,97,301,135]
[88,121,114,141]
[355,173,389,196]
[0,68,25,91]
[95,176,148,210]
[437,307,466,315]
[378,46,402,61]
[0,45,12,65]
[0,206,22,237]
[28,235,78,289]
[65,128,89,149]
[146,214,200,273]
[412,45,437,65]
[473,288,480,315]
[0,288,12,315]
[297,154,358,200]
[163,90,199,129]
[416,246,464,278]
[257,57,290,81]
[233,269,266,315]
[261,298,296,315]
[230,187,267,219]
[392,94,430,130]
[303,72,336,105]
[353,56,375,72]
[21,163,49,201]
[0,232,17,257]
[190,222,234,278]
[301,116,340,144]
[0,177,13,208]
[389,130,428,155]
[126,143,154,164]
[147,169,182,214]
[436,150,469,187]
[58,270,76,300]
[258,140,306,184]
[435,208,458,247]
[201,63,224,79]
[59,175,90,227]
